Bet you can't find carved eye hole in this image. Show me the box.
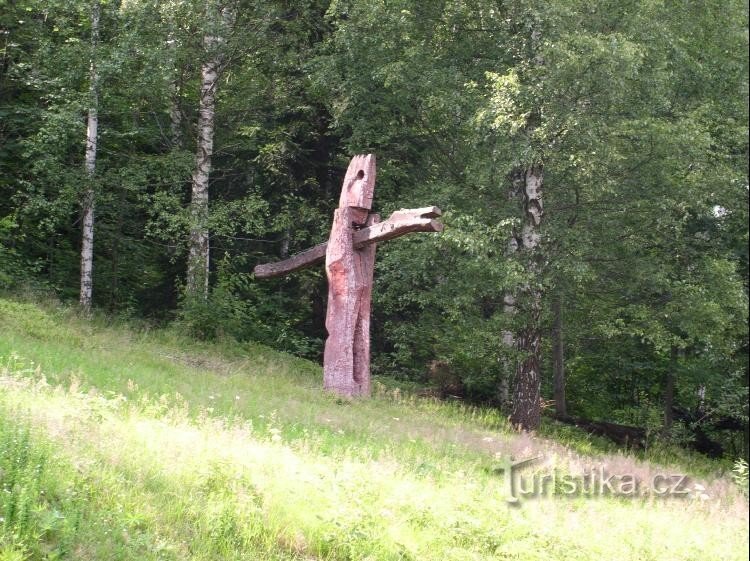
[356,170,365,180]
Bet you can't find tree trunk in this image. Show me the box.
[511,322,542,430]
[509,164,544,431]
[505,25,546,431]
[187,3,229,298]
[552,292,567,418]
[79,0,99,314]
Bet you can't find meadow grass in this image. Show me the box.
[0,296,747,560]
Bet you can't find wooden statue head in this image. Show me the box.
[338,154,376,212]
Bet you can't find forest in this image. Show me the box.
[1,0,748,454]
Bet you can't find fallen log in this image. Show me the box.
[555,416,647,449]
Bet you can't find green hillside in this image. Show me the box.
[0,297,747,561]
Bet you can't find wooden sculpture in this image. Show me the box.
[254,154,443,397]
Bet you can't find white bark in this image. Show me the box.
[187,3,232,298]
[79,0,99,313]
[186,48,214,297]
[507,23,546,431]
[509,164,544,430]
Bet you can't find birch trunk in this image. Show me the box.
[507,25,546,431]
[509,164,544,431]
[187,3,229,298]
[79,0,99,314]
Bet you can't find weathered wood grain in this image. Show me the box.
[253,207,442,279]
[323,211,379,396]
[253,154,443,399]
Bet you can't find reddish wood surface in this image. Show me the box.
[338,154,376,211]
[253,207,442,279]
[323,210,379,396]
[253,154,443,399]
[323,155,378,397]
[253,243,327,279]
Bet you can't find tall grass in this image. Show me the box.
[0,407,89,561]
[0,296,748,560]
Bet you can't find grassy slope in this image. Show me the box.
[0,297,747,561]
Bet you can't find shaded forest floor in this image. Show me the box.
[0,297,747,560]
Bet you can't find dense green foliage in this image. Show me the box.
[1,1,747,454]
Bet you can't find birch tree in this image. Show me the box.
[508,163,544,430]
[505,23,546,432]
[186,1,233,298]
[79,0,100,313]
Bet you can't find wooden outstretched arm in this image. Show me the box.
[253,242,328,279]
[253,207,443,279]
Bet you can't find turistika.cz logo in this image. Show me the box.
[495,456,694,504]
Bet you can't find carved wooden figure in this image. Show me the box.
[254,154,442,397]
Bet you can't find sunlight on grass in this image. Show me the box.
[0,297,748,560]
